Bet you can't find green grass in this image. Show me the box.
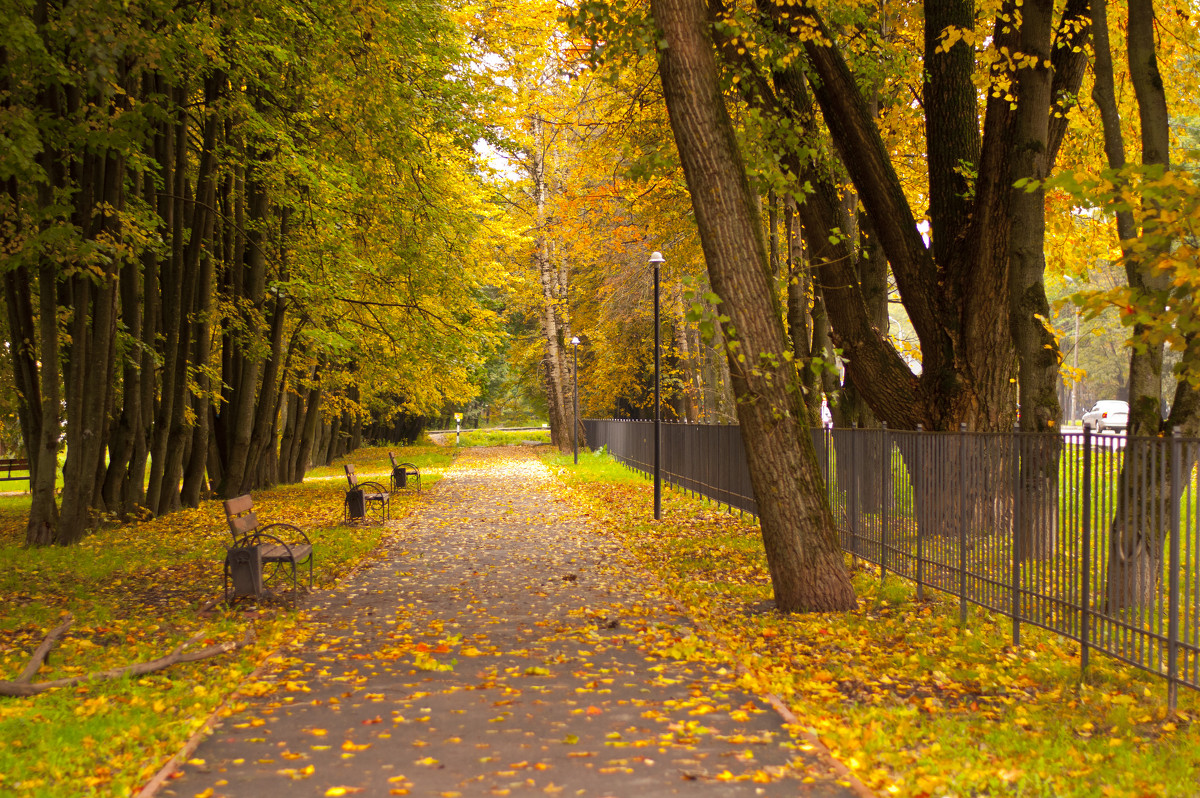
[546,448,1200,798]
[544,449,644,484]
[0,443,450,797]
[454,427,552,447]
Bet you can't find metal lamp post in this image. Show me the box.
[571,336,580,465]
[649,251,664,520]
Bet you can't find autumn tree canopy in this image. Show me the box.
[1,0,505,544]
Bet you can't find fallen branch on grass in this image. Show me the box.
[0,614,254,697]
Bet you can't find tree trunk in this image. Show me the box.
[651,0,855,612]
[59,125,123,544]
[240,296,286,493]
[529,116,572,450]
[674,291,699,423]
[146,87,186,514]
[180,245,217,506]
[278,389,299,484]
[295,380,323,479]
[101,196,145,514]
[218,148,269,496]
[1094,0,1181,611]
[1004,0,1061,560]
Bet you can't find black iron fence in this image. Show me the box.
[583,418,1200,705]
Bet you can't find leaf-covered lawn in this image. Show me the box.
[546,451,1200,797]
[0,444,451,796]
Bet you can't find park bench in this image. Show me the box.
[0,457,30,490]
[344,464,390,522]
[388,452,421,492]
[222,494,313,604]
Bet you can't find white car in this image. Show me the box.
[1082,400,1129,433]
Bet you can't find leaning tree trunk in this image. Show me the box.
[651,0,855,612]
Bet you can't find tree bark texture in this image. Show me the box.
[1003,0,1061,560]
[529,117,573,452]
[651,0,855,612]
[1092,0,1195,610]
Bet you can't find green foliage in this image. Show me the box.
[1040,160,1200,388]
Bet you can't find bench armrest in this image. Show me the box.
[258,522,312,547]
[357,481,390,495]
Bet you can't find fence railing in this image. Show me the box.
[583,418,1200,705]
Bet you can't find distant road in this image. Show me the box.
[1060,424,1129,449]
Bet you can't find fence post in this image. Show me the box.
[1081,423,1092,679]
[1169,429,1182,712]
[881,423,889,582]
[916,424,925,602]
[1011,422,1021,647]
[959,422,968,627]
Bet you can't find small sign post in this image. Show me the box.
[454,412,463,445]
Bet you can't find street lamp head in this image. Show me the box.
[570,336,580,345]
[648,251,665,264]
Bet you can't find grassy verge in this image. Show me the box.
[0,444,451,797]
[545,450,1200,797]
[454,427,551,447]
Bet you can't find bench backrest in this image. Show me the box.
[344,464,359,489]
[224,494,259,541]
[388,451,398,470]
[0,458,30,477]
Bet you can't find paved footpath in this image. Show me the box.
[162,447,863,797]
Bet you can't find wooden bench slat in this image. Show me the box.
[260,543,312,562]
[228,512,258,536]
[0,457,31,483]
[224,494,254,515]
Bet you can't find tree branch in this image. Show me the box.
[0,619,254,698]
